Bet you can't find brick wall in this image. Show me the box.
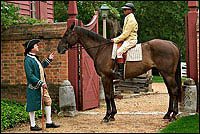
[1,22,68,104]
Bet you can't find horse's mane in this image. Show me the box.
[74,26,110,44]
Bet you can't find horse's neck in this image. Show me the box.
[78,34,101,60]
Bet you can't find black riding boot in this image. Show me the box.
[114,63,124,79]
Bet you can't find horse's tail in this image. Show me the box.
[174,44,182,102]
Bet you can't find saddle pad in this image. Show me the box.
[111,43,142,61]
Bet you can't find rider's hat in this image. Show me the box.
[122,3,136,11]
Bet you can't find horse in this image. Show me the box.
[57,23,182,122]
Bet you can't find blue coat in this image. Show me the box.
[24,54,52,112]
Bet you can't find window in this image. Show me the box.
[30,1,36,18]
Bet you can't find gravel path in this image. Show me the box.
[3,83,171,133]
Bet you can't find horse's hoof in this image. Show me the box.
[109,117,115,121]
[101,118,109,123]
[169,117,177,122]
[163,114,170,119]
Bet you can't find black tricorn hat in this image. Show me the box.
[122,3,136,11]
[22,39,40,50]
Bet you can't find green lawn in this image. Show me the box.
[152,75,186,83]
[159,114,199,133]
[152,75,164,83]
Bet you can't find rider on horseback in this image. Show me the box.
[111,3,138,79]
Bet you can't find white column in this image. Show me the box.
[103,19,107,38]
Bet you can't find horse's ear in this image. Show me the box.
[70,22,75,30]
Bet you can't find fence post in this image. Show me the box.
[186,1,198,84]
[196,9,199,113]
[67,1,80,110]
[185,1,199,113]
[196,9,199,82]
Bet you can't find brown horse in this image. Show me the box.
[57,23,182,122]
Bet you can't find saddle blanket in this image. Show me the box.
[111,43,142,61]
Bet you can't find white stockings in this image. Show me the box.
[29,111,36,127]
[29,106,52,126]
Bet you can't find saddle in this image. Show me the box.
[113,41,141,63]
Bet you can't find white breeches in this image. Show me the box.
[116,39,137,58]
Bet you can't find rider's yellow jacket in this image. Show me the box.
[113,13,138,43]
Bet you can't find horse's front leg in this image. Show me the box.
[102,96,111,122]
[101,76,113,122]
[109,88,117,121]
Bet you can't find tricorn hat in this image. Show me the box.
[122,3,136,11]
[22,39,40,50]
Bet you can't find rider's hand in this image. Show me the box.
[110,39,114,43]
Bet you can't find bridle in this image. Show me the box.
[68,42,113,50]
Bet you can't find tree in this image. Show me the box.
[54,1,190,61]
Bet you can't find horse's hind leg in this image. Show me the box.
[171,86,179,122]
[160,73,179,121]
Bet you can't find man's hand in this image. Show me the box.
[42,83,47,89]
[49,52,54,60]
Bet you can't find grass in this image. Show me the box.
[152,75,186,83]
[159,114,199,133]
[152,75,164,83]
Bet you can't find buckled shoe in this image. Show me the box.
[46,122,60,128]
[30,124,42,131]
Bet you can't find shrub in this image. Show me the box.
[1,99,42,131]
[1,1,47,30]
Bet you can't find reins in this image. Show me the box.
[69,42,112,50]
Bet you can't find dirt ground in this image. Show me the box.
[3,83,172,133]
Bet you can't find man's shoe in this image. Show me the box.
[46,122,60,128]
[30,124,42,131]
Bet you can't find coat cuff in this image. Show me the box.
[45,58,52,64]
[113,38,121,43]
[28,80,44,90]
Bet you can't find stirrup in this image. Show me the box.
[110,69,124,79]
[115,72,123,79]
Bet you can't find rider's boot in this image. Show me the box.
[112,62,124,79]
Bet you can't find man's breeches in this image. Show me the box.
[41,88,52,106]
[116,39,137,58]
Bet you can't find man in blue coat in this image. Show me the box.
[23,39,60,131]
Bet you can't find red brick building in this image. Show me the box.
[4,1,54,23]
[1,1,60,103]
